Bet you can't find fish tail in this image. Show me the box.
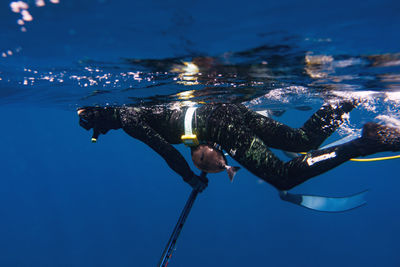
[226,166,240,182]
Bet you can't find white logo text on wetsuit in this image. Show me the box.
[307,151,337,166]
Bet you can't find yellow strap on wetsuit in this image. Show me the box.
[181,107,199,146]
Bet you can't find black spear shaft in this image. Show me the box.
[158,172,206,267]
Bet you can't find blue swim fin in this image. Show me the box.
[279,190,368,212]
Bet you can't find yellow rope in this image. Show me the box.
[299,152,400,162]
[349,154,400,162]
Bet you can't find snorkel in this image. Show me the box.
[77,108,100,142]
[77,107,120,143]
[91,128,100,143]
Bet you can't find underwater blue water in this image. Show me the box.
[1,0,400,266]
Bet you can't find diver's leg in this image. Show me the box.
[276,122,400,190]
[239,101,357,152]
[208,105,400,190]
[236,136,363,191]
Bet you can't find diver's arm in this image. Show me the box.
[124,123,192,177]
[77,106,207,191]
[121,122,207,191]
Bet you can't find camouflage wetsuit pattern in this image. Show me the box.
[113,101,369,190]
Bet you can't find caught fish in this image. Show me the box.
[191,144,240,182]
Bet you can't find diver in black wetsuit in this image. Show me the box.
[77,101,400,192]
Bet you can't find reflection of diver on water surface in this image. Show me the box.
[118,45,400,107]
[77,100,400,197]
[78,45,400,109]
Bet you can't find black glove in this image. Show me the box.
[184,172,208,192]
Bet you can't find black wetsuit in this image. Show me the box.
[79,102,399,190]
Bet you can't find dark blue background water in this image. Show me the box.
[1,0,400,266]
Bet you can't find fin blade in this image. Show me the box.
[279,190,368,212]
[227,166,240,182]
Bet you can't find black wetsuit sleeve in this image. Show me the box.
[121,117,194,181]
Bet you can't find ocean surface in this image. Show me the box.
[1,0,400,266]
